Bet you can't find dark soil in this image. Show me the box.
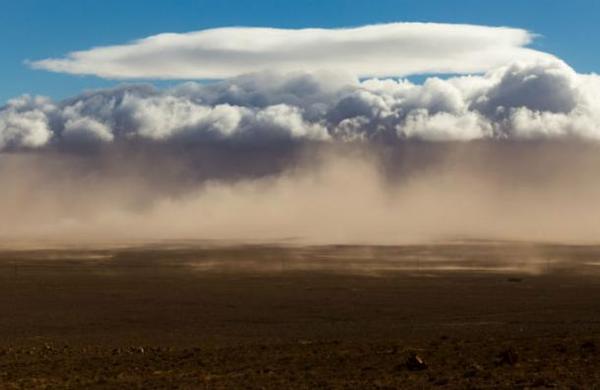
[1,242,600,388]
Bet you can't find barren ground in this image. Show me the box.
[1,242,600,388]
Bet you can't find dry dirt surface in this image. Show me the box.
[1,242,600,388]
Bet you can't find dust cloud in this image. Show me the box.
[2,140,600,246]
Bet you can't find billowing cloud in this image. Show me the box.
[0,96,54,149]
[3,58,600,151]
[5,23,600,245]
[29,23,554,79]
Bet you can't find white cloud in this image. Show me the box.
[3,58,600,150]
[63,116,114,144]
[0,96,53,149]
[118,95,245,140]
[29,23,555,79]
[401,110,492,141]
[253,104,330,140]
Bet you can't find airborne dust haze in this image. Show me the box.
[2,58,600,245]
[2,141,600,245]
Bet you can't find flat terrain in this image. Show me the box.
[1,242,600,388]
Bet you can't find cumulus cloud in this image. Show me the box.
[2,58,600,151]
[5,23,600,245]
[29,23,554,79]
[0,96,53,150]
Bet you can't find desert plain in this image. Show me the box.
[1,241,600,388]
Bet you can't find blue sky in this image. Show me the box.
[1,0,598,103]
